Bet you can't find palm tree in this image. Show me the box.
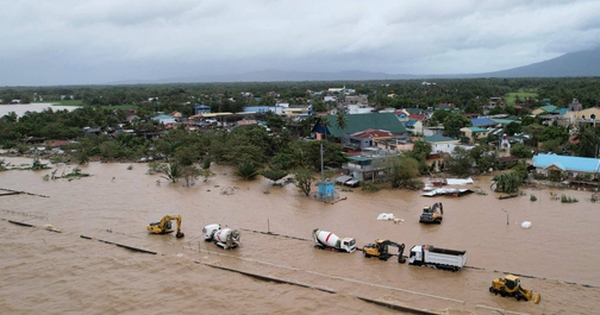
[336,110,348,131]
[572,125,599,157]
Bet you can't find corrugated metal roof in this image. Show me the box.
[324,112,407,137]
[470,117,496,127]
[533,153,600,173]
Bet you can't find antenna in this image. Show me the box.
[320,142,324,181]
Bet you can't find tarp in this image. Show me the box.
[377,213,395,220]
[422,188,473,197]
[445,178,474,185]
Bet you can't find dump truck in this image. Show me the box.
[419,202,443,224]
[362,239,406,263]
[212,228,240,250]
[312,228,356,253]
[408,244,467,271]
[489,275,541,303]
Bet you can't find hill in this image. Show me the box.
[472,47,600,78]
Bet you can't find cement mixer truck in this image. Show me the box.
[212,228,240,250]
[312,228,356,253]
[202,223,221,241]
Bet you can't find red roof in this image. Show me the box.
[351,129,395,138]
[409,114,426,120]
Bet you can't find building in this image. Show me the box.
[194,104,211,115]
[532,153,600,181]
[460,126,489,143]
[340,129,405,151]
[314,112,408,139]
[342,148,400,184]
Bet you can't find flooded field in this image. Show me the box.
[1,158,599,314]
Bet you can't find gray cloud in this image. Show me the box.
[1,0,599,85]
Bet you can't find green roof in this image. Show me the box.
[325,112,407,137]
[540,105,557,113]
[492,119,521,125]
[467,126,488,133]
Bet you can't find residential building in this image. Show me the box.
[460,126,489,143]
[340,129,405,151]
[342,148,400,184]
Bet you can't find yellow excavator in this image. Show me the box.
[362,239,406,263]
[147,215,185,238]
[489,275,540,303]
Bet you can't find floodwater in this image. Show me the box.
[1,157,599,315]
[0,103,79,117]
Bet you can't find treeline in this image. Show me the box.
[2,78,600,111]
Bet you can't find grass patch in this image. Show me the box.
[506,89,538,105]
[51,100,84,106]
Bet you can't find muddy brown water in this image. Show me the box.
[1,157,599,315]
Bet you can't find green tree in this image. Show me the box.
[442,112,472,138]
[504,122,522,136]
[336,110,348,131]
[572,125,600,157]
[444,147,474,177]
[390,157,422,188]
[235,160,259,180]
[260,164,288,185]
[293,167,315,196]
[491,171,524,194]
[510,143,533,159]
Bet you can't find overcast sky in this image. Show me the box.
[2,0,599,86]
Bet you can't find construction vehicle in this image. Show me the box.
[419,202,443,224]
[312,228,356,253]
[147,215,184,238]
[202,223,221,241]
[362,240,406,263]
[212,228,240,249]
[489,275,541,303]
[408,244,466,271]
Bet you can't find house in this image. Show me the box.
[470,117,497,128]
[194,104,211,115]
[344,95,368,105]
[340,129,405,151]
[151,114,177,126]
[314,112,408,140]
[460,126,489,143]
[425,134,462,157]
[341,148,400,184]
[531,105,558,116]
[347,103,375,114]
[82,127,102,137]
[532,153,600,181]
[403,119,424,136]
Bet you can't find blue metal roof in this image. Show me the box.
[470,117,496,127]
[404,119,418,127]
[532,153,600,173]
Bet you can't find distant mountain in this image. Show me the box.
[472,47,600,78]
[154,69,420,84]
[117,47,600,84]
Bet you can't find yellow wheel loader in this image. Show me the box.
[489,275,540,303]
